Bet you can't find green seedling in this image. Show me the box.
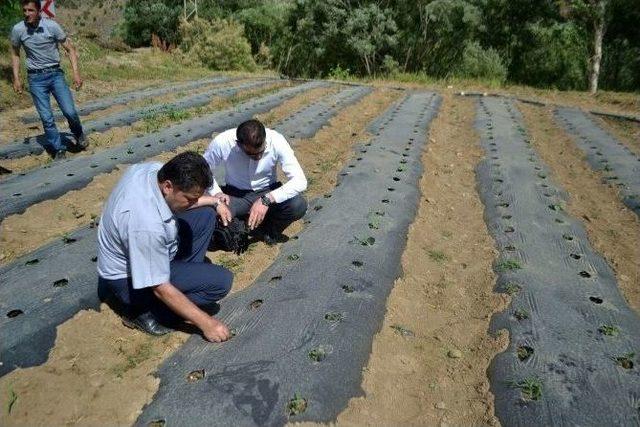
[428,250,448,263]
[287,254,300,261]
[548,204,563,212]
[353,235,375,246]
[390,325,415,337]
[613,352,635,369]
[516,346,534,361]
[308,346,327,362]
[126,146,134,155]
[6,385,17,415]
[509,377,542,401]
[598,325,620,336]
[503,282,522,295]
[287,393,308,416]
[496,259,521,272]
[514,309,529,321]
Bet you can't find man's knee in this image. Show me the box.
[218,267,233,298]
[287,195,308,220]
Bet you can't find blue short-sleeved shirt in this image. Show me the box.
[10,18,66,70]
[97,163,179,290]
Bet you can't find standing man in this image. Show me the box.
[204,119,308,245]
[10,0,87,159]
[97,151,233,342]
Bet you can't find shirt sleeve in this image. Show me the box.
[270,135,307,203]
[204,137,223,196]
[48,20,67,43]
[10,26,21,48]
[127,230,171,289]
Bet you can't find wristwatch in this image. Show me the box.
[260,195,272,207]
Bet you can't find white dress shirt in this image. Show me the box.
[204,128,307,204]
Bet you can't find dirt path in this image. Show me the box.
[0,88,399,426]
[326,94,507,426]
[519,102,640,313]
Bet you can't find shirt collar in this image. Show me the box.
[150,170,174,222]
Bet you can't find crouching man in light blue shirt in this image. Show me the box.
[97,152,233,342]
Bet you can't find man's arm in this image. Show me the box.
[153,282,230,342]
[189,193,232,226]
[10,45,23,94]
[60,38,82,90]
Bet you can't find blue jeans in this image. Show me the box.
[98,207,233,324]
[28,69,83,153]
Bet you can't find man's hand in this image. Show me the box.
[13,80,23,94]
[202,317,230,343]
[213,192,230,205]
[216,202,233,227]
[73,74,83,91]
[248,198,268,230]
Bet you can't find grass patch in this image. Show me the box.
[509,377,542,401]
[598,324,620,336]
[495,259,521,272]
[428,250,448,263]
[111,340,154,378]
[287,393,308,416]
[503,282,522,295]
[352,235,375,246]
[218,255,244,272]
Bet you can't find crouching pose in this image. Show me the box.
[204,119,308,245]
[97,152,233,342]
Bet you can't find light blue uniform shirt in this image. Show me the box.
[10,18,66,70]
[97,163,178,290]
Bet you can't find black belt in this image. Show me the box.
[27,65,61,74]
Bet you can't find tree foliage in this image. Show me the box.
[118,0,640,91]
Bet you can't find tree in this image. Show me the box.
[562,0,610,94]
[122,0,182,48]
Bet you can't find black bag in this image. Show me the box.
[210,217,249,255]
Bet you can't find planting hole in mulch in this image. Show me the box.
[249,299,263,310]
[269,276,282,282]
[53,278,69,288]
[25,258,39,265]
[570,253,582,260]
[308,346,327,362]
[324,312,344,322]
[614,354,635,370]
[517,346,534,361]
[186,369,205,383]
[579,271,592,278]
[148,419,166,427]
[352,260,363,267]
[287,254,300,261]
[287,394,308,416]
[7,309,24,318]
[342,284,354,293]
[589,296,603,304]
[514,309,529,321]
[562,234,574,241]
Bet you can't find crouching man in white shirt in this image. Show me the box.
[204,119,308,244]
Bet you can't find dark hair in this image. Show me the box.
[157,151,213,191]
[236,119,266,149]
[21,0,41,10]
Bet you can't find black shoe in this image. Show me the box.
[75,133,89,149]
[122,312,173,336]
[52,149,66,160]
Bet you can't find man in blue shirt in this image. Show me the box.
[98,152,234,342]
[10,0,88,159]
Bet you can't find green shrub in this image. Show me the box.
[455,40,507,83]
[514,22,589,90]
[122,0,182,48]
[179,18,256,71]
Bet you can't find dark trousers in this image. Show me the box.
[98,207,233,323]
[222,183,307,235]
